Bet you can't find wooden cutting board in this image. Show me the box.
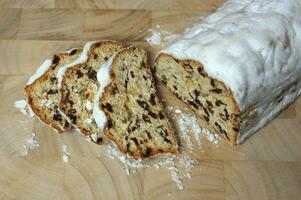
[0,0,301,199]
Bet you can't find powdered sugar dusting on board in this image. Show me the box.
[14,99,34,117]
[21,133,39,156]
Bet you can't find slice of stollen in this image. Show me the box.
[58,40,125,143]
[24,48,82,133]
[94,46,178,158]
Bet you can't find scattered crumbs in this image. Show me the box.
[106,143,149,174]
[85,100,93,111]
[84,118,93,125]
[169,165,183,190]
[145,29,161,45]
[14,99,34,117]
[21,133,39,156]
[62,144,70,163]
[203,128,221,144]
[41,99,52,107]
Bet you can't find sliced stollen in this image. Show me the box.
[58,40,125,143]
[154,0,301,145]
[24,48,82,133]
[94,46,178,158]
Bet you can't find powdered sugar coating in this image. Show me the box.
[56,42,94,89]
[161,0,301,143]
[26,59,52,85]
[93,54,116,132]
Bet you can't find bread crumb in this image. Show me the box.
[21,133,39,156]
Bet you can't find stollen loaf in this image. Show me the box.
[154,0,301,144]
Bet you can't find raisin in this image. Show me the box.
[144,147,152,157]
[203,107,210,116]
[130,71,135,78]
[142,114,151,123]
[193,90,200,98]
[215,100,224,106]
[149,94,156,105]
[104,57,108,61]
[107,119,113,129]
[126,143,130,151]
[94,43,101,47]
[164,138,173,144]
[145,131,152,139]
[173,85,178,90]
[50,77,57,83]
[159,112,165,119]
[53,55,60,64]
[206,100,213,108]
[143,75,147,80]
[197,67,206,77]
[224,109,229,120]
[187,100,199,109]
[102,103,113,112]
[53,114,62,121]
[47,89,58,94]
[148,111,157,119]
[233,127,239,132]
[88,70,97,82]
[210,79,215,87]
[204,115,210,122]
[136,99,148,109]
[93,54,98,59]
[96,137,103,144]
[75,70,83,78]
[210,88,223,94]
[68,114,77,123]
[68,109,76,113]
[69,49,77,56]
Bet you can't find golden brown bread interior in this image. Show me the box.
[154,53,241,144]
[59,41,125,143]
[100,47,178,158]
[24,48,82,133]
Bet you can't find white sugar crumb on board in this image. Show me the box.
[145,29,161,45]
[14,99,34,117]
[21,133,39,156]
[105,142,196,190]
[62,144,70,163]
[145,27,180,46]
[203,128,221,144]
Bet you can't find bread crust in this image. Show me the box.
[155,53,241,145]
[24,48,82,133]
[100,47,178,159]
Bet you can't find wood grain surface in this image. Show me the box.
[0,0,301,199]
